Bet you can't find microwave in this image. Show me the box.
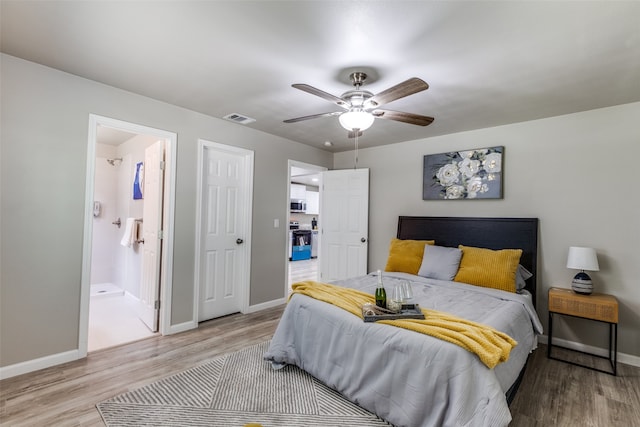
[290,200,306,212]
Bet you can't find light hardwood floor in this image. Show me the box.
[510,346,640,426]
[1,304,638,426]
[288,258,318,287]
[0,306,285,426]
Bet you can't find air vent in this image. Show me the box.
[223,113,256,125]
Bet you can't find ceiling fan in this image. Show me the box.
[283,71,434,137]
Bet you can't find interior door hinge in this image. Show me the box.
[158,230,164,240]
[154,300,160,310]
[160,160,165,170]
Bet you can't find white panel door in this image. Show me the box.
[198,143,251,321]
[319,168,369,282]
[139,140,165,332]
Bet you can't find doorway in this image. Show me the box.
[287,161,327,294]
[79,115,177,356]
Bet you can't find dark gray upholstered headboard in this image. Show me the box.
[396,216,539,307]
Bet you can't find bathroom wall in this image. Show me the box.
[91,144,120,285]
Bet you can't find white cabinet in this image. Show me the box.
[305,190,319,215]
[290,183,306,200]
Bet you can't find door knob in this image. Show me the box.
[361,237,367,243]
[236,238,244,244]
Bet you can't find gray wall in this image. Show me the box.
[335,102,640,360]
[3,52,638,370]
[0,54,332,367]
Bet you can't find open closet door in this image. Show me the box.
[139,140,165,332]
[319,168,369,282]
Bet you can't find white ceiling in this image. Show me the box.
[291,166,321,187]
[2,1,639,153]
[97,125,137,146]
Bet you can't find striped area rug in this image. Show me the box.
[97,341,392,426]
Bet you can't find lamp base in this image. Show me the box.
[571,271,593,295]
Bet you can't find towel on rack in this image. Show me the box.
[120,218,137,247]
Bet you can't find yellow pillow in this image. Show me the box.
[454,245,523,293]
[384,238,435,274]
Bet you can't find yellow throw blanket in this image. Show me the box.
[290,281,517,369]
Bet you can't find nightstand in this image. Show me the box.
[547,287,618,375]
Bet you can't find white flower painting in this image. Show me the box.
[423,146,503,200]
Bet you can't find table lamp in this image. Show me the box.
[566,246,599,295]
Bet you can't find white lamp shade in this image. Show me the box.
[338,110,375,131]
[566,246,599,271]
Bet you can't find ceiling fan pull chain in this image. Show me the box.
[354,131,359,169]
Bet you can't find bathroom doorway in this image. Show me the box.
[79,115,177,355]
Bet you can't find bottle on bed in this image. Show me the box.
[375,270,387,308]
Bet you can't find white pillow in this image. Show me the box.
[418,245,463,281]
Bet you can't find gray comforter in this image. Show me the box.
[264,272,543,427]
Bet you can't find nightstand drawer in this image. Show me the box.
[548,287,618,323]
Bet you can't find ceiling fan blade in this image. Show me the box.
[292,84,349,108]
[367,78,429,108]
[372,109,434,126]
[348,130,364,138]
[283,111,342,123]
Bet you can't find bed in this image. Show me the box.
[264,216,543,427]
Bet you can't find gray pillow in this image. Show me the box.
[418,245,463,281]
[516,264,533,290]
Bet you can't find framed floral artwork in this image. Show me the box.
[423,146,503,200]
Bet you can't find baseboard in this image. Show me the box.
[121,291,196,336]
[0,349,80,380]
[1,318,197,378]
[538,335,640,368]
[124,290,139,302]
[170,297,286,335]
[246,297,286,313]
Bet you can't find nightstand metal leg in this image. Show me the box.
[547,310,617,376]
[547,288,618,376]
[611,322,617,376]
[547,311,553,358]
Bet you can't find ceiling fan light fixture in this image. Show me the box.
[339,110,374,131]
[285,72,433,132]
